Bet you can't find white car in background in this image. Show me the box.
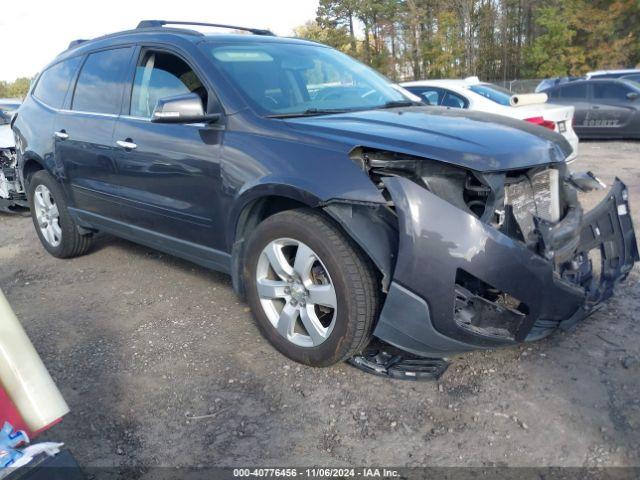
[401,77,579,162]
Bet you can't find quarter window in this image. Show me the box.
[130,51,207,118]
[72,48,132,115]
[442,91,467,108]
[32,57,82,109]
[406,87,442,106]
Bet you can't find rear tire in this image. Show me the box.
[28,170,93,258]
[244,208,380,367]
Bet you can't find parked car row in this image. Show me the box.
[401,77,580,162]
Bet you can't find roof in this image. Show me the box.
[586,68,640,77]
[56,21,322,62]
[401,76,482,88]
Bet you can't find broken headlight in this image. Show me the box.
[350,147,502,223]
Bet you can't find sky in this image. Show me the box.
[0,0,319,82]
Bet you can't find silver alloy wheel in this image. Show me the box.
[256,238,337,348]
[34,184,62,247]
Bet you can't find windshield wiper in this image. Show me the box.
[267,108,350,119]
[375,100,423,109]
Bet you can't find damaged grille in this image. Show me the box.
[504,168,560,241]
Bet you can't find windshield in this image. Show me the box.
[205,42,408,116]
[468,84,513,106]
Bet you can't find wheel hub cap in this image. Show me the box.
[34,184,62,247]
[290,283,307,304]
[256,238,337,348]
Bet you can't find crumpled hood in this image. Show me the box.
[285,106,572,172]
[0,125,15,149]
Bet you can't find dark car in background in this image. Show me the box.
[585,68,640,80]
[10,21,638,368]
[543,79,640,139]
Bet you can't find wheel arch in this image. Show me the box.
[19,155,46,193]
[229,184,321,297]
[228,183,397,299]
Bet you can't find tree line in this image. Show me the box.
[2,1,638,100]
[0,78,31,100]
[294,0,640,82]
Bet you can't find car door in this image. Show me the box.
[588,81,638,137]
[55,47,135,217]
[553,82,590,137]
[112,47,226,251]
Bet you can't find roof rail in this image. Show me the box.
[136,20,275,36]
[68,39,88,49]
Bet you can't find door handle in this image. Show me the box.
[592,105,600,109]
[54,130,69,140]
[116,140,137,150]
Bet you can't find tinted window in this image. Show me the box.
[559,83,588,99]
[406,87,442,106]
[32,57,82,109]
[72,48,132,114]
[442,91,467,108]
[130,51,207,118]
[593,82,630,100]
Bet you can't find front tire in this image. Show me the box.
[28,170,93,258]
[244,209,380,367]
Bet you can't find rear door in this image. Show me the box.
[588,81,638,137]
[553,82,590,136]
[112,47,226,249]
[55,47,135,217]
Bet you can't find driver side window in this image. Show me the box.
[130,50,207,118]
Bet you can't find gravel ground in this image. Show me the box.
[1,141,639,468]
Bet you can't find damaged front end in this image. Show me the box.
[0,145,28,213]
[0,123,27,213]
[350,148,638,357]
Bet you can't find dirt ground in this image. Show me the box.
[1,141,639,468]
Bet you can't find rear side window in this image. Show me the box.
[406,87,442,106]
[32,57,82,109]
[72,48,133,115]
[442,91,467,108]
[130,51,207,118]
[593,82,630,100]
[559,83,587,99]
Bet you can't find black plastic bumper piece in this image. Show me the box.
[5,449,85,480]
[349,338,449,380]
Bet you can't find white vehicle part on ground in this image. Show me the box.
[0,289,69,432]
[509,93,548,106]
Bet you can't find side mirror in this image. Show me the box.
[151,93,220,124]
[627,91,639,101]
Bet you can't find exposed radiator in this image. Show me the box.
[505,168,560,240]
